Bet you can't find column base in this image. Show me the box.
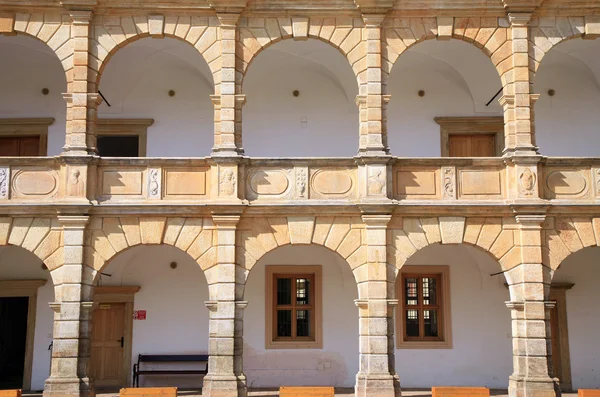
[355,373,401,397]
[203,374,247,397]
[509,375,559,397]
[43,377,95,397]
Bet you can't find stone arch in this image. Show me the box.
[542,217,600,274]
[0,217,62,271]
[383,17,510,87]
[528,16,598,73]
[387,217,518,271]
[91,15,219,92]
[238,17,364,89]
[236,216,367,285]
[84,217,218,280]
[2,13,72,76]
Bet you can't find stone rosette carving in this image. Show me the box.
[442,167,455,199]
[519,167,536,196]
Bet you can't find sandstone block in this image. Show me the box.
[439,217,465,244]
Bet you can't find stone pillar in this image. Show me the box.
[44,216,95,397]
[62,8,101,156]
[203,214,247,397]
[212,13,245,156]
[505,214,557,397]
[499,12,539,157]
[358,14,389,156]
[355,214,400,397]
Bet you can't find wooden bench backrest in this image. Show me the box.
[280,386,335,397]
[579,390,600,397]
[432,387,490,397]
[0,391,22,397]
[120,387,178,396]
[138,354,208,363]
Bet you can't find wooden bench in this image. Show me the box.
[280,386,335,397]
[132,354,208,387]
[120,387,177,397]
[579,390,600,397]
[0,391,21,397]
[432,387,490,397]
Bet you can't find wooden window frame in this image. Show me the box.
[435,116,504,157]
[0,279,47,390]
[93,286,141,387]
[0,118,53,156]
[396,265,452,349]
[265,265,322,349]
[97,119,154,157]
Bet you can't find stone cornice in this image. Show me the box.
[502,0,545,14]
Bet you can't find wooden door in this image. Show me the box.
[0,137,40,156]
[448,134,495,157]
[550,303,561,380]
[91,303,126,387]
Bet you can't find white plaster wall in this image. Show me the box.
[98,38,215,157]
[99,245,210,388]
[0,246,54,391]
[387,39,503,157]
[0,35,67,156]
[396,244,513,388]
[243,39,360,157]
[243,245,359,388]
[534,39,600,157]
[553,246,600,389]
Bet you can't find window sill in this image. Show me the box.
[266,340,323,349]
[396,340,452,349]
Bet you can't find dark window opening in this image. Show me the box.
[97,135,139,157]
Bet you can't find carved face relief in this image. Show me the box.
[219,169,236,196]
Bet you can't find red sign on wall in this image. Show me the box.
[133,310,147,320]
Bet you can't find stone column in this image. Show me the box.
[505,214,557,397]
[203,214,247,397]
[44,216,95,397]
[62,8,101,156]
[212,12,245,156]
[499,12,539,157]
[355,214,400,397]
[358,13,389,156]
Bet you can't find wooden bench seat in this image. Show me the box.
[132,354,208,387]
[432,386,490,397]
[280,386,335,397]
[120,387,177,396]
[0,390,22,397]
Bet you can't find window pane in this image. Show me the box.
[424,310,439,337]
[277,310,292,337]
[296,309,311,337]
[405,277,418,306]
[405,310,419,337]
[423,277,437,305]
[277,278,292,305]
[296,278,310,305]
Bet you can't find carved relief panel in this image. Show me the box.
[309,168,357,200]
[246,167,293,201]
[11,167,59,199]
[544,167,593,200]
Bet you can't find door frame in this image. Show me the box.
[0,279,47,390]
[549,283,574,392]
[93,286,140,387]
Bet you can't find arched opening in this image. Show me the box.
[0,245,53,391]
[534,38,600,156]
[550,246,600,391]
[243,244,358,390]
[97,37,214,157]
[395,243,511,388]
[243,39,360,157]
[93,244,209,389]
[0,34,67,156]
[387,39,503,157]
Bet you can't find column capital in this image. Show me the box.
[212,214,241,227]
[57,215,90,228]
[508,12,533,27]
[361,214,392,227]
[515,214,546,227]
[506,300,556,310]
[216,12,242,27]
[68,10,93,24]
[361,13,386,26]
